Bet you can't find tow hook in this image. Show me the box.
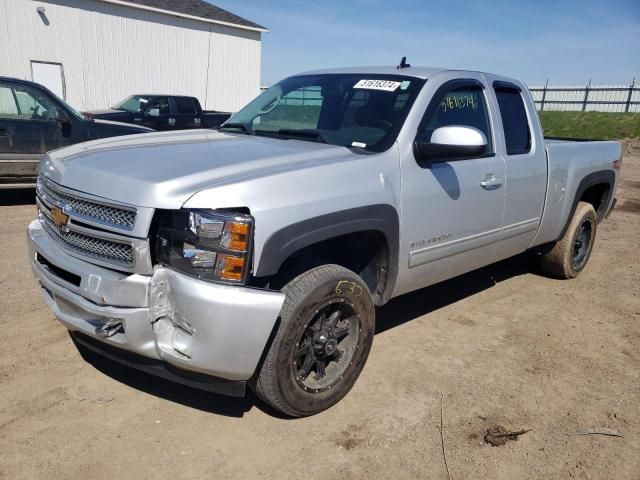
[95,319,124,338]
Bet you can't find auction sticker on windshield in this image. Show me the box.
[353,79,401,92]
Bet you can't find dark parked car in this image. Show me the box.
[0,77,152,188]
[84,95,231,131]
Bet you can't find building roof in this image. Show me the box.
[110,0,266,31]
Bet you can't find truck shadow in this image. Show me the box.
[376,253,537,334]
[72,252,539,419]
[73,339,258,418]
[0,188,36,206]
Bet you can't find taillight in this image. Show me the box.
[612,159,622,170]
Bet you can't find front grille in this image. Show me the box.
[40,211,134,267]
[37,176,136,230]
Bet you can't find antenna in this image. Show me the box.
[397,56,411,69]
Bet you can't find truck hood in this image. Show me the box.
[40,130,355,208]
[90,118,153,132]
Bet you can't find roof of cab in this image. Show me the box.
[292,66,526,90]
[296,66,448,79]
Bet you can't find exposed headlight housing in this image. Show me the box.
[154,209,254,284]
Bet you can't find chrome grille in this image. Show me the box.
[40,210,134,267]
[37,176,136,230]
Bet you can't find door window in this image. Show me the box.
[494,87,531,155]
[0,84,60,121]
[175,97,197,115]
[147,97,170,115]
[417,82,493,155]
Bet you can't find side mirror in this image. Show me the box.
[54,110,70,124]
[147,108,160,117]
[413,125,488,164]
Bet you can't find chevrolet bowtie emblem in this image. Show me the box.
[50,207,69,227]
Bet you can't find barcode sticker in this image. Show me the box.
[353,79,401,92]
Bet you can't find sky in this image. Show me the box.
[211,0,639,87]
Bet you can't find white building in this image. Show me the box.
[0,0,266,112]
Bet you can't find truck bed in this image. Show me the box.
[544,137,604,143]
[531,138,621,248]
[202,111,232,129]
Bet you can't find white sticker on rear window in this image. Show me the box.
[353,79,401,92]
[351,141,367,148]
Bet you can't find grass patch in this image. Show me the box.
[539,111,640,140]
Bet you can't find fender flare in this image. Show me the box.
[558,170,614,240]
[255,204,399,301]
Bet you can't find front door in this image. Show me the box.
[0,81,68,183]
[395,75,506,296]
[143,97,172,130]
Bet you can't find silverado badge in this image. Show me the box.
[50,207,69,227]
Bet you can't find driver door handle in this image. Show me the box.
[480,174,503,190]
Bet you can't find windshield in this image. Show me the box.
[113,95,152,113]
[224,74,425,152]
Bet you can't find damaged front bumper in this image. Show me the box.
[27,220,285,395]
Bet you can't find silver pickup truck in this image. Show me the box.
[27,66,621,417]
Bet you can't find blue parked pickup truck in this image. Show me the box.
[83,95,231,131]
[0,77,152,189]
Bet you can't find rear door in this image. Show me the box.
[172,97,200,129]
[484,77,547,259]
[396,74,506,295]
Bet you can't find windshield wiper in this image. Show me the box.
[219,122,255,135]
[256,128,328,144]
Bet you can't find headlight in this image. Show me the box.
[154,209,253,284]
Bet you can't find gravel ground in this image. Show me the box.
[0,147,638,480]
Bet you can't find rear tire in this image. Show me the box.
[540,201,597,279]
[251,265,375,417]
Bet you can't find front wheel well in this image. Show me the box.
[258,231,392,305]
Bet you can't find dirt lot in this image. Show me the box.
[1,146,639,480]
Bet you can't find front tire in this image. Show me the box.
[251,265,375,417]
[540,201,597,279]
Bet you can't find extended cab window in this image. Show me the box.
[494,87,531,155]
[418,83,493,155]
[175,97,197,115]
